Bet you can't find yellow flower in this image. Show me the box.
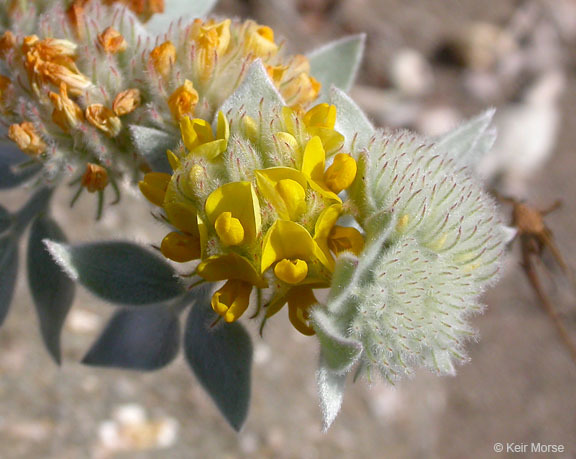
[149,41,176,77]
[168,80,199,121]
[97,27,127,54]
[49,83,84,131]
[160,231,201,262]
[211,279,253,323]
[243,21,278,57]
[81,163,108,192]
[112,88,141,116]
[179,111,229,159]
[139,172,171,207]
[85,104,122,137]
[261,220,332,285]
[8,121,46,155]
[286,287,317,335]
[323,153,357,193]
[284,103,344,154]
[255,167,308,221]
[205,181,261,245]
[197,253,266,287]
[328,225,364,255]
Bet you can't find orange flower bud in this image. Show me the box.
[0,31,16,59]
[49,83,84,131]
[97,27,127,54]
[149,41,176,77]
[112,88,141,116]
[8,122,47,155]
[81,163,109,192]
[66,0,88,39]
[167,80,198,121]
[0,75,11,103]
[85,104,122,136]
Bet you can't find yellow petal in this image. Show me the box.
[211,279,252,322]
[301,136,325,183]
[161,231,201,262]
[323,153,357,193]
[138,172,171,207]
[163,180,199,235]
[205,182,261,243]
[261,220,332,273]
[190,138,227,160]
[287,287,317,335]
[216,111,229,141]
[274,258,308,284]
[255,168,308,221]
[307,127,344,154]
[198,253,267,287]
[328,225,365,256]
[166,150,180,171]
[303,103,336,130]
[313,203,341,264]
[214,211,245,246]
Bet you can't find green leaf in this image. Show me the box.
[129,125,174,173]
[0,143,41,190]
[308,34,365,99]
[146,0,217,35]
[82,305,180,371]
[45,240,185,305]
[0,236,18,327]
[218,60,284,121]
[27,215,75,364]
[184,297,252,431]
[434,109,496,168]
[330,87,374,151]
[317,357,347,431]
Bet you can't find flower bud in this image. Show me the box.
[149,41,176,77]
[81,163,109,192]
[85,104,122,137]
[8,122,46,155]
[97,27,127,54]
[49,83,84,131]
[112,88,141,116]
[167,80,198,121]
[0,31,15,59]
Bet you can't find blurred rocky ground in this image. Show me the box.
[1,0,576,457]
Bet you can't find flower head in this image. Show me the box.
[140,103,362,333]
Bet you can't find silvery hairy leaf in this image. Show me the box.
[434,109,496,169]
[129,125,174,174]
[27,215,75,364]
[83,304,180,371]
[45,240,185,305]
[308,34,366,99]
[217,59,285,122]
[184,297,252,431]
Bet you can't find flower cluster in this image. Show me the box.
[140,103,364,334]
[0,0,321,205]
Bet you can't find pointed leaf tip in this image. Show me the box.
[28,216,75,364]
[45,240,184,305]
[184,299,252,431]
[308,34,366,99]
